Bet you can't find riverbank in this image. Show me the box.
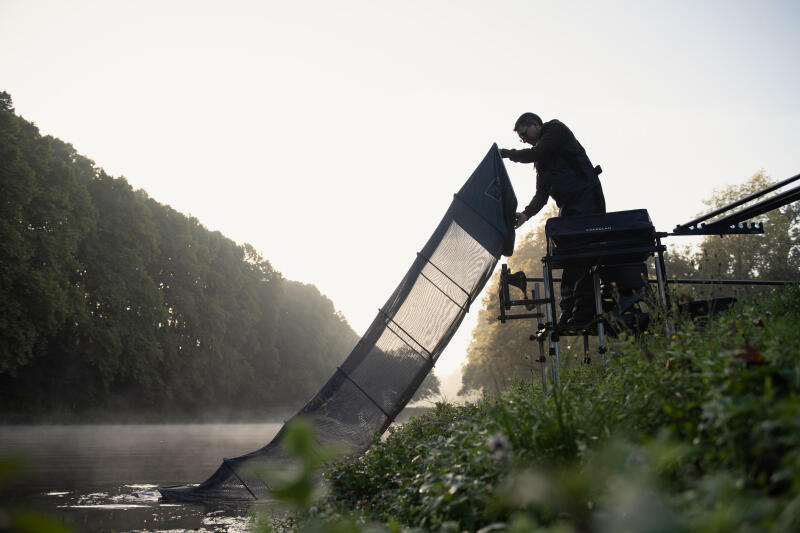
[278,288,800,531]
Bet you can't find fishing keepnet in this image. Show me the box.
[159,145,516,501]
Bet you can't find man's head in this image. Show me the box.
[514,112,543,145]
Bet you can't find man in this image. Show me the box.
[500,112,606,326]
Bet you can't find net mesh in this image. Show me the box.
[159,145,516,501]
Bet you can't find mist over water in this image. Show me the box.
[1,423,282,531]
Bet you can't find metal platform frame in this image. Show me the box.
[497,172,800,389]
[499,235,670,387]
[542,234,670,373]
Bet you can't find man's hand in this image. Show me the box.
[499,148,511,158]
[514,212,529,229]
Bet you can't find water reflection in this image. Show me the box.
[42,484,254,532]
[1,423,282,532]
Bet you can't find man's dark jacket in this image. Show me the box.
[501,119,603,218]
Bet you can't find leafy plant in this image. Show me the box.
[314,288,800,531]
[0,456,75,533]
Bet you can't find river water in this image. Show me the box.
[0,423,283,532]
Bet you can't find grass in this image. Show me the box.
[257,288,800,532]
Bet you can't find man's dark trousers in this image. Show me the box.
[558,185,606,321]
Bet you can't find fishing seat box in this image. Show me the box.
[544,209,656,268]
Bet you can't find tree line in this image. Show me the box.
[461,173,800,394]
[0,92,373,420]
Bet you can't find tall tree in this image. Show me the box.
[667,171,800,301]
[699,172,799,275]
[0,94,95,378]
[73,174,165,402]
[0,93,362,419]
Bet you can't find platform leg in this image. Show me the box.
[592,268,606,365]
[534,284,547,394]
[543,263,561,388]
[583,334,591,365]
[654,251,675,336]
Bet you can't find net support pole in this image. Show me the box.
[378,309,434,363]
[542,263,561,389]
[534,283,547,394]
[417,252,471,300]
[335,367,393,420]
[653,239,674,337]
[223,459,258,500]
[592,268,606,365]
[418,270,468,312]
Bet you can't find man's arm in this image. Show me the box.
[523,177,548,219]
[500,147,536,163]
[500,120,571,162]
[514,175,549,228]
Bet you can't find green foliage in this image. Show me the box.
[0,100,96,377]
[316,289,800,531]
[0,91,13,112]
[410,371,442,403]
[264,418,344,510]
[701,172,800,280]
[324,402,507,530]
[0,94,360,419]
[0,455,75,533]
[250,419,388,533]
[275,281,362,400]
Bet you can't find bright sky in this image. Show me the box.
[2,0,799,380]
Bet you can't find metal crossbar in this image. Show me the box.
[663,278,800,286]
[418,270,468,312]
[223,459,258,499]
[384,320,434,364]
[335,367,392,419]
[416,252,471,299]
[377,308,433,360]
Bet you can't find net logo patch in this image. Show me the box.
[485,176,502,201]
